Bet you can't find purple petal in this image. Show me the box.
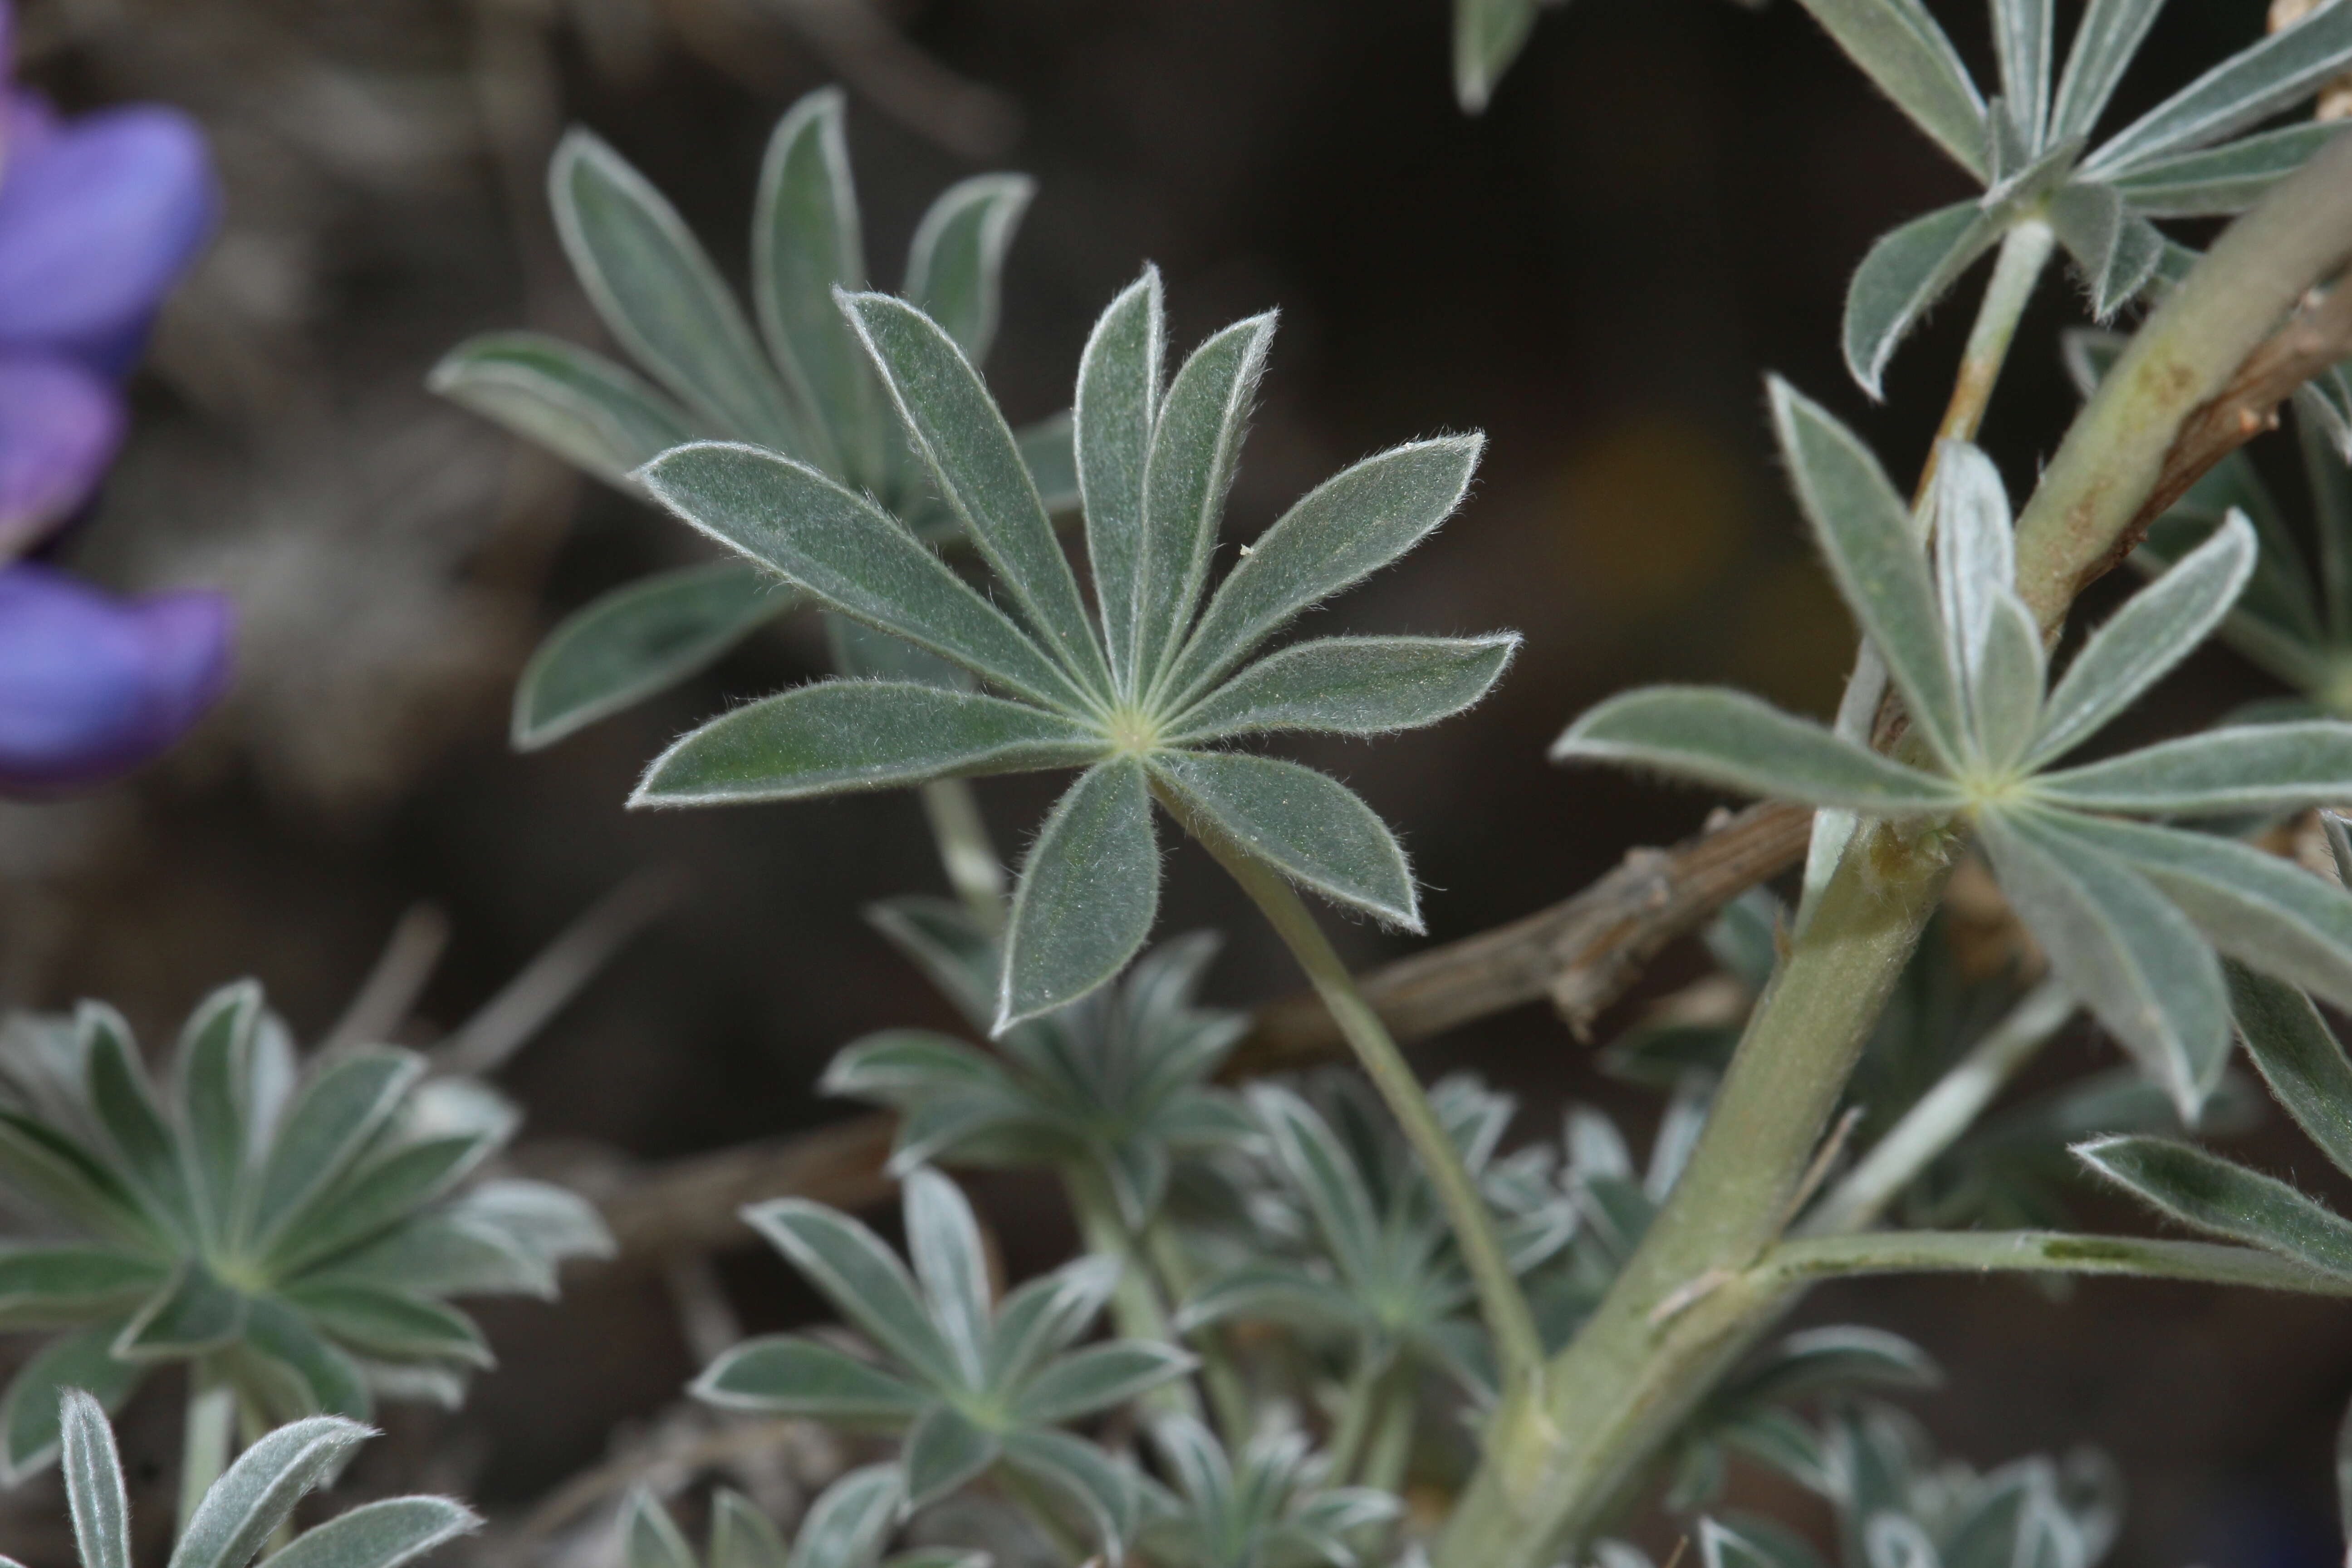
[0,353,121,556]
[0,562,233,791]
[2,90,57,173]
[0,105,216,355]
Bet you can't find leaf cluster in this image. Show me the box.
[2,1390,475,1568]
[823,899,1253,1229]
[1137,1415,1399,1568]
[618,1468,981,1568]
[0,982,611,1478]
[1804,0,2352,394]
[694,1167,1192,1555]
[1557,381,2352,1120]
[430,88,1073,748]
[632,272,1514,1027]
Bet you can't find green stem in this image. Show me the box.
[1917,218,2056,496]
[1157,783,1546,1404]
[1067,1167,1203,1422]
[1143,1218,1257,1442]
[1325,1350,1394,1485]
[920,778,1007,934]
[2013,131,2352,632]
[178,1374,236,1540]
[1801,977,2074,1236]
[1755,1229,2352,1295]
[1435,829,1950,1568]
[1356,1365,1417,1496]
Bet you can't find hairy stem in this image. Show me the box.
[1155,781,1547,1403]
[920,778,1007,933]
[1755,1229,2352,1294]
[2013,130,2352,628]
[178,1375,236,1540]
[1436,830,1950,1568]
[1439,136,2352,1568]
[1067,1168,1203,1422]
[1917,219,2057,497]
[1801,977,2075,1235]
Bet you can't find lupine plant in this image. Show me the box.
[38,0,2352,1560]
[0,980,609,1513]
[8,1390,475,1568]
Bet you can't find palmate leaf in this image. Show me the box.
[638,277,1505,1022]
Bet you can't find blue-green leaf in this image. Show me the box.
[999,760,1160,1030]
[278,1283,492,1368]
[1151,751,1420,931]
[0,1246,163,1328]
[514,560,792,750]
[60,1389,129,1568]
[985,1256,1121,1394]
[742,1199,960,1387]
[694,1334,930,1422]
[2035,721,2352,816]
[260,1497,480,1568]
[1993,0,2052,147]
[1844,201,2005,399]
[1159,437,1482,710]
[253,1048,424,1244]
[2084,8,2352,176]
[622,1490,696,1568]
[549,130,801,449]
[80,1005,189,1230]
[0,1323,142,1481]
[637,442,1081,708]
[632,680,1102,808]
[2110,122,2342,217]
[427,331,696,490]
[902,1169,992,1385]
[2078,1133,2352,1276]
[779,1469,901,1568]
[169,1415,371,1568]
[1787,0,1988,177]
[1014,1342,1195,1425]
[1979,809,2229,1120]
[1000,1427,1139,1557]
[174,981,261,1246]
[2049,0,2163,142]
[904,175,1034,366]
[1168,634,1515,743]
[842,293,1109,694]
[115,1261,245,1359]
[754,88,874,484]
[2031,513,2255,765]
[1132,315,1277,697]
[1553,686,1964,813]
[2225,964,2352,1183]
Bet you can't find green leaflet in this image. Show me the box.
[754,88,872,483]
[1000,760,1161,1029]
[59,1391,127,1568]
[2226,965,2352,1180]
[905,175,1035,366]
[549,129,802,450]
[0,1247,163,1328]
[426,331,694,490]
[637,442,1081,708]
[1150,750,1421,931]
[2046,181,2164,320]
[843,293,1111,694]
[743,1199,961,1386]
[694,1336,930,1422]
[2035,721,2352,815]
[903,1404,999,1509]
[1978,810,2228,1122]
[1167,634,1516,742]
[1158,436,1484,710]
[513,560,794,751]
[1552,686,1963,813]
[2082,3,2352,177]
[115,1260,245,1359]
[2110,121,2342,217]
[171,1416,371,1568]
[254,1497,480,1568]
[903,1168,993,1382]
[1,1323,141,1480]
[2078,1134,2352,1276]
[1132,314,1276,698]
[2029,514,2255,765]
[1787,0,1987,178]
[2049,0,2164,141]
[632,680,1103,807]
[1844,201,2006,401]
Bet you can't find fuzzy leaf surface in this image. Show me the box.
[2078,1134,2352,1275]
[2035,722,2352,815]
[1152,750,1420,929]
[427,332,694,490]
[1000,760,1159,1029]
[1168,634,1516,741]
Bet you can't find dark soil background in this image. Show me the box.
[0,1,2342,1564]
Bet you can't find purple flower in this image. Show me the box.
[0,0,230,793]
[0,564,231,790]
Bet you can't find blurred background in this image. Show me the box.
[1,0,2345,1563]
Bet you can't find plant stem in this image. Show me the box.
[1916,218,2056,498]
[920,778,1007,934]
[178,1374,236,1540]
[1156,782,1546,1404]
[1357,1364,1416,1496]
[1144,1217,1257,1442]
[1067,1167,1204,1422]
[1801,977,2074,1235]
[1434,829,1950,1568]
[1325,1350,1394,1485]
[1754,1229,2352,1295]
